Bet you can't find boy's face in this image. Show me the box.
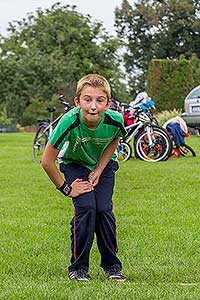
[74,86,111,129]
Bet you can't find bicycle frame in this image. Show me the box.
[32,95,71,163]
[123,111,153,144]
[116,96,173,162]
[38,100,71,137]
[41,112,65,136]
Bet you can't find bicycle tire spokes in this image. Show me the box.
[134,127,172,162]
[32,127,48,163]
[140,133,165,159]
[116,142,132,162]
[32,95,72,163]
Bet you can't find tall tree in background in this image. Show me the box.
[115,0,200,94]
[0,3,127,124]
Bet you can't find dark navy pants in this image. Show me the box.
[60,160,122,272]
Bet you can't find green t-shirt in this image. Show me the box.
[49,107,126,170]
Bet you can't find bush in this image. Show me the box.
[155,108,182,126]
[147,56,195,111]
[21,96,65,126]
[0,107,14,124]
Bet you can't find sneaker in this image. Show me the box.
[69,268,91,281]
[105,265,126,281]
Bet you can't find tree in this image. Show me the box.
[0,3,128,124]
[115,0,200,94]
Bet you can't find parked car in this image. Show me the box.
[181,85,200,130]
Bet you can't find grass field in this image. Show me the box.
[0,133,200,299]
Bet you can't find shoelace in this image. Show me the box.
[69,268,89,280]
[76,269,88,277]
[106,265,121,275]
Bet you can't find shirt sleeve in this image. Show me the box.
[49,114,71,150]
[116,113,127,137]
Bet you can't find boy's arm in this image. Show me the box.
[41,141,93,197]
[88,136,120,187]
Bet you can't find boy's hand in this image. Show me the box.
[70,178,94,197]
[88,169,102,187]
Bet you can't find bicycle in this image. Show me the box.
[171,143,196,158]
[165,122,196,158]
[116,100,172,162]
[32,95,71,163]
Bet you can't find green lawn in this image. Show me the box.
[0,133,200,300]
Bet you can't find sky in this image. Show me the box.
[0,0,124,36]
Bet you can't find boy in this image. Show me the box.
[41,74,126,281]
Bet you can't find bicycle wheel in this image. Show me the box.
[32,126,48,163]
[178,144,196,157]
[116,141,132,162]
[134,126,172,162]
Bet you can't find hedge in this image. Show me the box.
[147,55,200,111]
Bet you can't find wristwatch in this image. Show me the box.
[57,181,72,197]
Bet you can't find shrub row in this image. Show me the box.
[147,54,200,111]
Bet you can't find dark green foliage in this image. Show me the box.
[147,57,197,111]
[190,53,200,87]
[115,0,200,93]
[0,4,127,125]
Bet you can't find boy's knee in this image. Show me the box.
[96,208,113,217]
[74,198,96,212]
[96,202,113,213]
[73,191,96,210]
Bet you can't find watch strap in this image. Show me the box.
[57,181,72,197]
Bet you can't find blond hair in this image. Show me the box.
[75,74,111,100]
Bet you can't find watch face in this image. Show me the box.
[63,184,71,195]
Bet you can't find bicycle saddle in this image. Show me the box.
[47,107,56,112]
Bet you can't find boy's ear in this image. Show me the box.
[74,97,81,108]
